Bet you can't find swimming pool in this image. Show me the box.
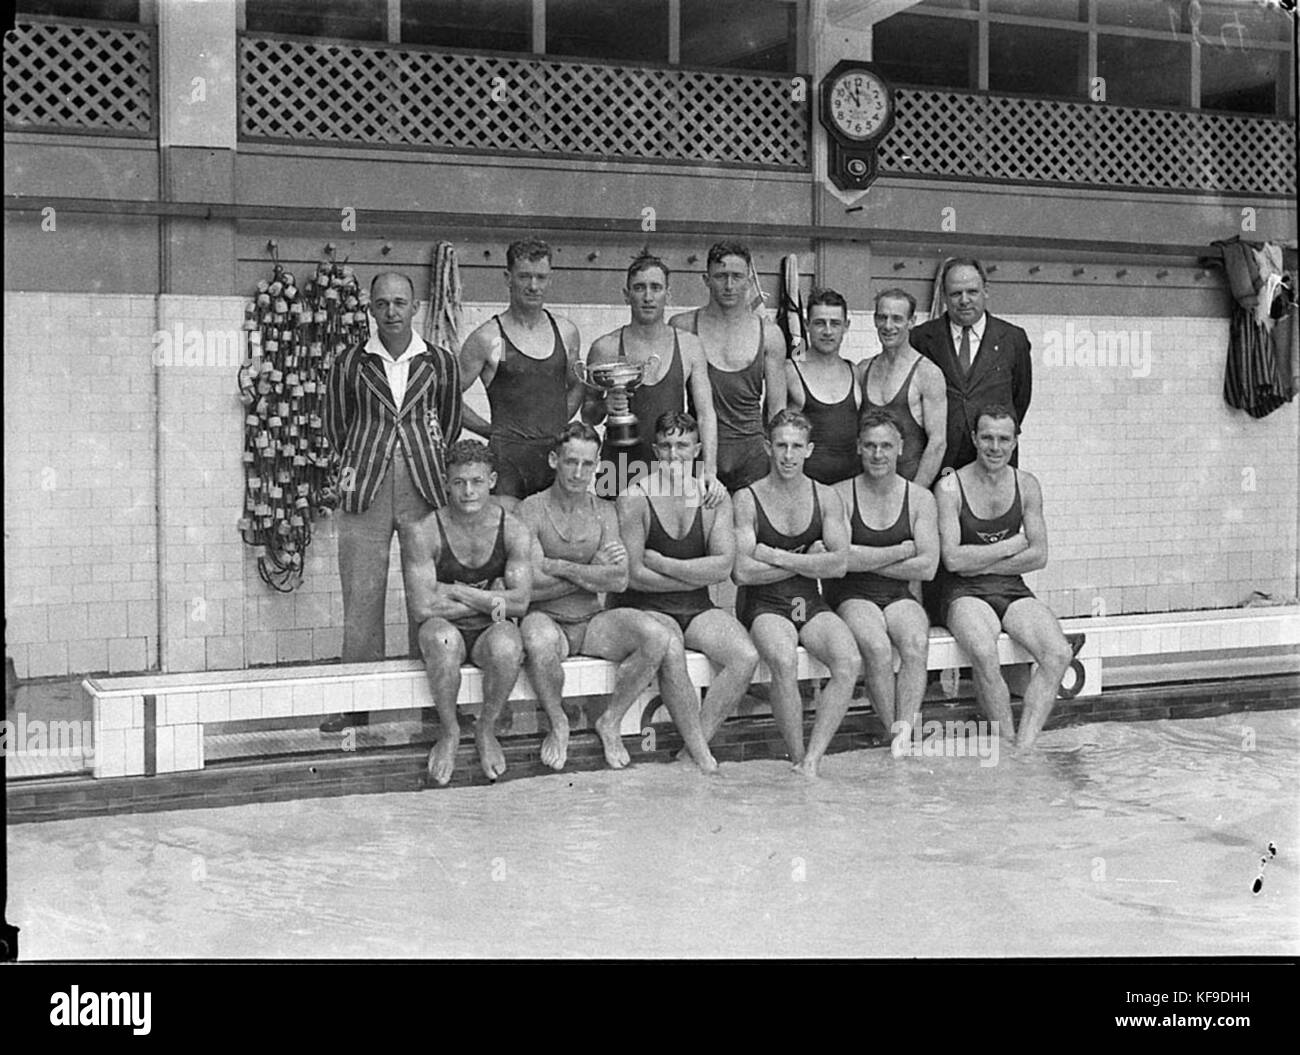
[9,709,1297,959]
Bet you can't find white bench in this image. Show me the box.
[81,606,1299,779]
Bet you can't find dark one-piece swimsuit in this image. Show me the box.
[941,471,1035,622]
[608,500,716,633]
[736,481,833,629]
[823,480,917,610]
[433,507,509,654]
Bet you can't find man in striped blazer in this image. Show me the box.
[322,272,462,731]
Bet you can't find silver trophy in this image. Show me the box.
[575,356,659,448]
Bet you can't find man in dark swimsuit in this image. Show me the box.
[518,422,718,773]
[785,287,860,485]
[583,253,725,507]
[671,241,786,492]
[399,440,535,785]
[613,411,759,750]
[935,405,1073,749]
[858,288,948,487]
[458,239,583,498]
[733,410,861,778]
[828,411,939,739]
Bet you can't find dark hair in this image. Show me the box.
[873,287,917,317]
[858,409,903,440]
[506,238,552,270]
[940,257,989,292]
[972,402,1020,434]
[807,287,848,316]
[653,411,699,441]
[765,408,813,441]
[626,252,671,286]
[706,241,752,270]
[369,272,416,300]
[552,420,601,452]
[446,439,497,472]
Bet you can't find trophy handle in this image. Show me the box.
[627,354,660,390]
[573,359,592,388]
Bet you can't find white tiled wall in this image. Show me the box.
[4,295,1297,677]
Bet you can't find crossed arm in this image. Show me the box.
[399,513,534,624]
[732,484,849,585]
[522,498,629,600]
[837,482,940,582]
[937,471,1048,576]
[617,489,734,592]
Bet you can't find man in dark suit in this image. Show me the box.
[321,271,462,731]
[909,258,1031,470]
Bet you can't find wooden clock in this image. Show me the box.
[819,60,896,191]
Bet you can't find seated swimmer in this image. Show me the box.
[400,440,534,786]
[732,410,862,777]
[518,422,718,773]
[827,411,939,738]
[613,411,759,754]
[934,404,1073,749]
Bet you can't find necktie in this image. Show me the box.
[959,326,972,373]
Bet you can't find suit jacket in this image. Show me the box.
[909,312,1032,470]
[324,337,462,514]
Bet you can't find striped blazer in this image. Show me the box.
[325,337,462,514]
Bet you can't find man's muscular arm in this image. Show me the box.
[456,320,500,439]
[617,490,694,593]
[732,488,794,586]
[559,317,585,420]
[872,486,940,581]
[542,502,629,593]
[643,493,734,586]
[680,332,725,507]
[439,515,534,619]
[757,485,848,579]
[935,475,1029,575]
[912,359,948,488]
[979,472,1047,575]
[398,517,479,623]
[762,321,788,420]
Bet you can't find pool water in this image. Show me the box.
[10,709,1298,959]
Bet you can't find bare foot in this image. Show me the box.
[694,749,720,775]
[792,755,821,779]
[593,713,631,769]
[426,736,458,786]
[540,713,570,771]
[476,729,507,781]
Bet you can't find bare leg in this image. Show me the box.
[796,612,863,777]
[583,610,671,769]
[946,597,1016,742]
[470,622,524,781]
[750,614,805,763]
[885,599,931,734]
[837,599,896,728]
[685,609,760,744]
[651,627,717,773]
[1002,599,1073,750]
[418,618,464,786]
[520,612,570,771]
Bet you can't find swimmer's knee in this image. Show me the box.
[640,622,672,661]
[482,630,523,667]
[831,649,862,682]
[896,631,929,664]
[1042,639,1074,675]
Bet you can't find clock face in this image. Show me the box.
[828,71,890,141]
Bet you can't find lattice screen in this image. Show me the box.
[239,36,808,169]
[879,88,1295,196]
[3,18,154,136]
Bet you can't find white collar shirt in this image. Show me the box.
[365,330,425,407]
[949,314,987,365]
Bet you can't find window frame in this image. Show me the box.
[880,0,1295,117]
